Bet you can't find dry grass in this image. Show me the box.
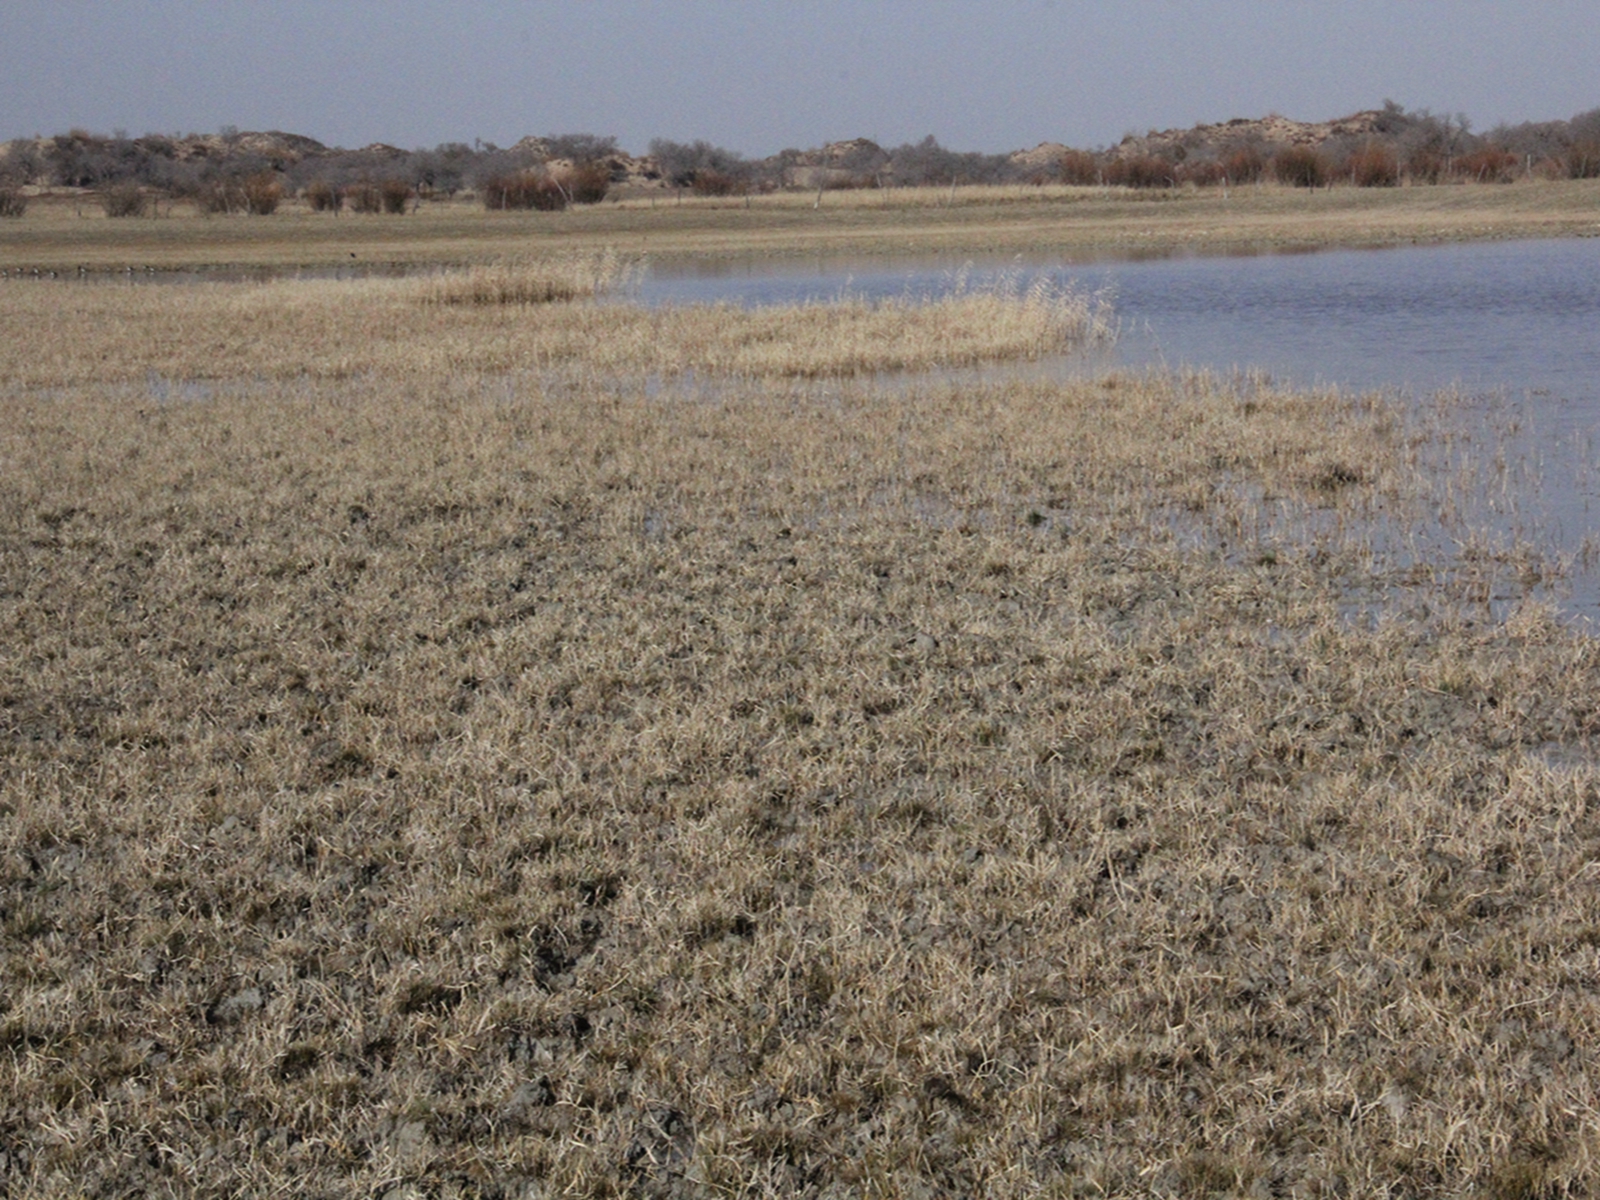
[415,255,636,308]
[3,179,1599,273]
[3,231,1600,1196]
[0,267,1106,386]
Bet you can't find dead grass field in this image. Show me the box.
[3,178,1599,273]
[3,242,1600,1197]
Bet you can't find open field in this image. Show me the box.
[4,236,1600,1196]
[2,179,1599,273]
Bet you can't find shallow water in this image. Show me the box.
[640,239,1600,624]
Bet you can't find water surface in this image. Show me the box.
[643,238,1600,622]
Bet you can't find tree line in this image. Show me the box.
[1,102,1597,219]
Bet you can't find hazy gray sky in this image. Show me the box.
[3,2,1596,154]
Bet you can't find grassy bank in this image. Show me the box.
[3,266,1600,1196]
[2,178,1598,273]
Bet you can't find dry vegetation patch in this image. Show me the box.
[0,265,1105,387]
[4,328,1600,1196]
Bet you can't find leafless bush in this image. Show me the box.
[1105,155,1175,188]
[1057,149,1100,185]
[304,180,341,212]
[1566,141,1600,180]
[243,173,283,215]
[1222,146,1267,184]
[1406,149,1446,184]
[380,179,412,214]
[0,186,26,218]
[195,178,246,214]
[1274,145,1329,188]
[345,182,384,214]
[559,162,611,204]
[691,168,746,196]
[1178,159,1227,187]
[99,181,147,217]
[1455,147,1520,183]
[1348,144,1399,187]
[481,171,567,211]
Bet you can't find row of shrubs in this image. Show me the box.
[70,163,616,218]
[1070,142,1592,190]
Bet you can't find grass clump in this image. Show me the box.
[415,253,633,306]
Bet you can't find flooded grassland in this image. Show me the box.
[3,225,1600,1196]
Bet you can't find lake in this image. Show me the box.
[641,237,1600,623]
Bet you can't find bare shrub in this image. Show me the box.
[380,179,413,214]
[1406,149,1446,184]
[1274,145,1329,188]
[99,181,147,217]
[0,186,26,218]
[1455,147,1520,183]
[1566,141,1600,180]
[559,162,611,204]
[481,171,566,211]
[346,182,384,214]
[195,179,244,214]
[1057,149,1101,185]
[242,173,283,215]
[304,180,342,212]
[1222,146,1267,184]
[1105,155,1174,188]
[690,167,746,196]
[1178,159,1227,187]
[1348,145,1399,187]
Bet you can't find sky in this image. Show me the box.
[2,2,1597,155]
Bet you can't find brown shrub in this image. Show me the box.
[1222,146,1267,184]
[1274,145,1329,188]
[481,171,567,211]
[0,186,25,218]
[1057,149,1101,186]
[1178,159,1227,187]
[345,182,384,214]
[559,162,611,204]
[1406,149,1446,184]
[380,179,413,214]
[690,168,746,196]
[304,180,342,212]
[1455,147,1521,183]
[243,173,283,215]
[1348,145,1399,187]
[99,182,147,217]
[1105,155,1174,188]
[1566,141,1600,180]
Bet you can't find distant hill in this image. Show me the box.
[3,103,1596,196]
